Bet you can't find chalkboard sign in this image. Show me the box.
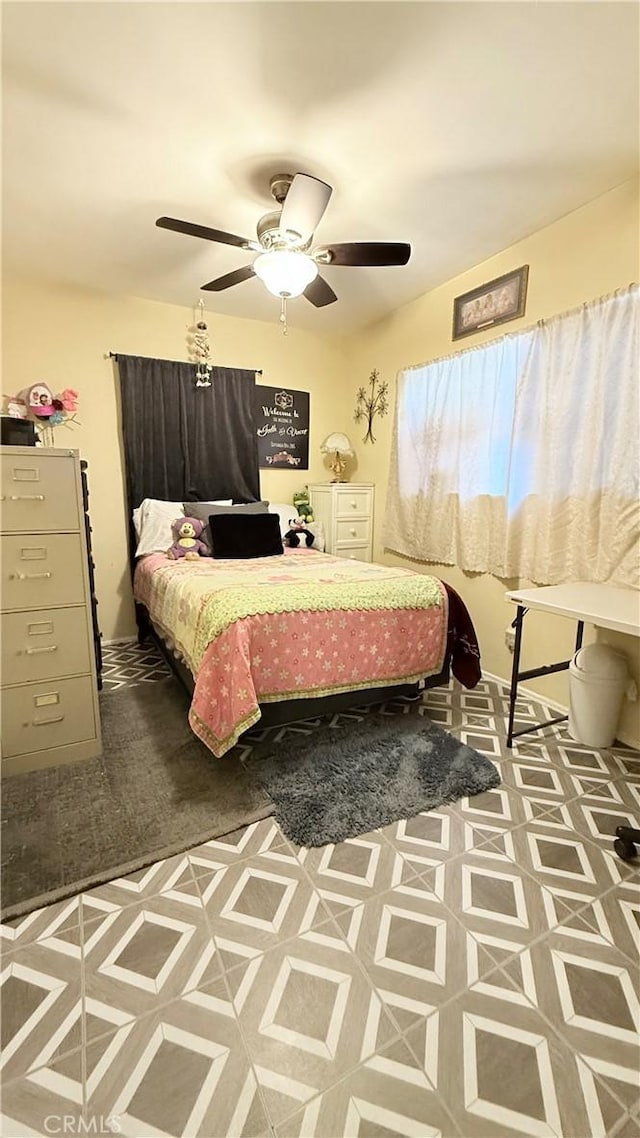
[255,386,310,469]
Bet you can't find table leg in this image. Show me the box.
[507,605,526,748]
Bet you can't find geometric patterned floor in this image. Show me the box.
[100,639,173,691]
[2,641,639,1137]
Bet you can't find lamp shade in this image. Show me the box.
[320,432,354,456]
[253,251,318,298]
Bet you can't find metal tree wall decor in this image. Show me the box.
[353,368,389,443]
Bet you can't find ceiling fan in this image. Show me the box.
[156,173,411,310]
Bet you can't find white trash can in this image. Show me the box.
[568,644,632,749]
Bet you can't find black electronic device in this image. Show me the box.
[1,417,36,446]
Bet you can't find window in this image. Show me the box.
[385,286,639,587]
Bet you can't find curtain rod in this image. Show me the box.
[107,351,262,374]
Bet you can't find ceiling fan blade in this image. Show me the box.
[280,174,333,242]
[304,275,338,308]
[201,265,256,292]
[317,242,411,267]
[157,216,250,248]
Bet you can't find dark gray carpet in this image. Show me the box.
[1,679,273,920]
[247,711,501,846]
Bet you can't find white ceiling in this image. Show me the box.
[2,2,638,334]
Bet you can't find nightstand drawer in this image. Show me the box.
[335,488,373,517]
[1,675,97,759]
[2,534,86,611]
[2,607,92,686]
[1,452,80,532]
[336,517,371,543]
[335,542,371,562]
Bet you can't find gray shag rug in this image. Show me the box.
[247,711,501,846]
[1,679,273,921]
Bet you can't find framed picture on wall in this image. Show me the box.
[255,385,310,469]
[452,265,529,340]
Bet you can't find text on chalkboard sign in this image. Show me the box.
[255,386,309,469]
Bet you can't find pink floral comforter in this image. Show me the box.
[134,548,448,756]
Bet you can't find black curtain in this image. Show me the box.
[180,368,260,503]
[118,355,260,514]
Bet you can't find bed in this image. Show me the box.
[133,544,476,758]
[117,362,479,756]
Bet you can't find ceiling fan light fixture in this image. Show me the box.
[253,250,318,298]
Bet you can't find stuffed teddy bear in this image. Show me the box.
[285,517,315,548]
[167,517,209,560]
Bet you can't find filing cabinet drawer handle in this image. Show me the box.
[351,501,357,508]
[350,527,356,536]
[30,715,65,727]
[14,572,52,580]
[25,645,58,655]
[8,494,46,502]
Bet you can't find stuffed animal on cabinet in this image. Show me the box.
[285,517,315,548]
[167,517,209,560]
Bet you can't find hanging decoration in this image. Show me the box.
[353,368,389,444]
[187,299,214,386]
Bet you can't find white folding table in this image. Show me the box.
[504,583,640,860]
[504,583,640,749]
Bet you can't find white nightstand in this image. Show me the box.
[308,483,374,562]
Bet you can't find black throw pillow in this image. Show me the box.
[210,512,284,559]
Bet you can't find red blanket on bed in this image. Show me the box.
[443,582,482,688]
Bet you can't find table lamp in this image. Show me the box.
[320,432,354,482]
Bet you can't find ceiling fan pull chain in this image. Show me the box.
[280,296,288,336]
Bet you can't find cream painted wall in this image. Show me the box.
[2,279,352,640]
[345,179,640,745]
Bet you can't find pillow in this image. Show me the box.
[133,498,231,557]
[268,502,296,540]
[209,512,284,559]
[133,499,184,540]
[183,500,267,524]
[134,499,186,557]
[185,500,269,550]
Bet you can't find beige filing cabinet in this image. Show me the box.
[308,483,374,562]
[1,446,102,774]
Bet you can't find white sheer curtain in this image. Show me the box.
[384,285,639,587]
